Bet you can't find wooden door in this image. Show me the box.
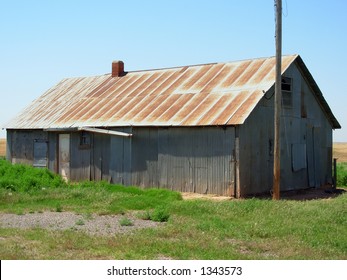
[59,134,70,181]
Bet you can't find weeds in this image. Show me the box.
[55,204,63,212]
[336,162,347,187]
[119,217,133,226]
[75,219,85,226]
[136,210,151,220]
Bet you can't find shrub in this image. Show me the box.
[150,206,170,222]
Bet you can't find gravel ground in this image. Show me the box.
[0,211,160,236]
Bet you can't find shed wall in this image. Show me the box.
[7,130,48,166]
[130,126,235,196]
[239,62,333,195]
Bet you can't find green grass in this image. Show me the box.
[0,159,346,259]
[336,162,347,187]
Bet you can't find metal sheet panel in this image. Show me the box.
[5,55,332,130]
[33,140,48,168]
[156,127,234,195]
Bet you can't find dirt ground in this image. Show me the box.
[0,138,5,157]
[0,211,160,236]
[333,142,347,162]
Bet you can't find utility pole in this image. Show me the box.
[273,0,282,200]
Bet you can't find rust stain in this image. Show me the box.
[126,72,160,97]
[144,94,182,123]
[130,95,169,123]
[162,68,195,95]
[211,91,252,125]
[228,90,264,124]
[190,64,225,91]
[181,94,220,125]
[235,59,266,86]
[4,55,300,129]
[114,95,157,121]
[251,58,276,84]
[200,65,235,93]
[222,60,253,87]
[196,94,233,125]
[171,93,210,124]
[158,94,194,122]
[150,70,183,96]
[182,64,214,91]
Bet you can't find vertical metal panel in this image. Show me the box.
[239,104,274,195]
[306,124,315,187]
[33,140,48,167]
[193,128,208,194]
[6,130,12,162]
[11,131,34,164]
[156,127,234,195]
[58,134,70,181]
[48,133,57,173]
[10,130,47,165]
[292,143,307,171]
[207,126,234,196]
[313,127,322,187]
[70,133,91,181]
[109,134,124,184]
[93,133,110,182]
[109,127,132,185]
[131,127,158,187]
[159,127,194,193]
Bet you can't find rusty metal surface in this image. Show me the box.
[5,55,305,129]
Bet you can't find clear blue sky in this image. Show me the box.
[0,0,346,141]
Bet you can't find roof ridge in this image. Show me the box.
[112,54,299,74]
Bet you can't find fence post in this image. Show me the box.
[333,158,337,189]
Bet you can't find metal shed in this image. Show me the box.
[3,55,341,197]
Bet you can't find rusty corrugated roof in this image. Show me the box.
[3,55,340,129]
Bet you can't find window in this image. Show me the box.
[281,77,292,108]
[79,132,91,149]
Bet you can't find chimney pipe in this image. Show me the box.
[112,60,124,77]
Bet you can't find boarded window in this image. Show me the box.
[292,143,306,172]
[281,77,292,108]
[33,140,48,168]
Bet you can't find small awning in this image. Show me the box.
[78,127,132,137]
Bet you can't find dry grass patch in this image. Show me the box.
[333,142,347,162]
[0,138,5,157]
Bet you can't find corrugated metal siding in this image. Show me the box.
[7,130,48,165]
[156,127,234,195]
[92,133,110,182]
[48,133,57,173]
[4,55,305,130]
[70,133,91,181]
[109,127,132,185]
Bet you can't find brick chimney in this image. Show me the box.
[112,60,124,77]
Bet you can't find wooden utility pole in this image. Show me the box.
[273,0,282,200]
